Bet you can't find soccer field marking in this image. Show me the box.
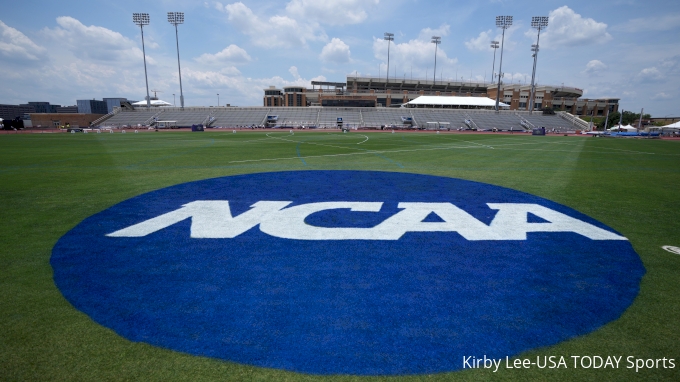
[662,245,680,255]
[356,135,369,144]
[228,141,665,165]
[295,142,307,166]
[458,139,494,149]
[544,140,657,155]
[228,144,487,164]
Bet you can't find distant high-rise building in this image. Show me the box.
[77,99,108,114]
[56,106,79,113]
[25,102,60,113]
[0,104,35,120]
[103,98,129,113]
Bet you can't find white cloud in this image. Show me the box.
[183,68,325,106]
[195,45,251,66]
[43,16,147,63]
[373,26,458,79]
[418,24,450,41]
[285,0,379,26]
[651,92,673,100]
[219,2,326,48]
[0,20,47,62]
[583,60,607,74]
[537,6,612,48]
[320,38,351,64]
[289,66,301,80]
[465,29,494,51]
[620,14,680,32]
[503,72,532,85]
[636,67,662,81]
[466,24,521,52]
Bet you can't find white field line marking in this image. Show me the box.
[460,140,494,149]
[229,141,662,165]
[294,132,369,145]
[555,141,656,155]
[229,144,486,164]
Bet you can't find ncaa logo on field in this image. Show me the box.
[52,171,644,375]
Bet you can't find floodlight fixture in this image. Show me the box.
[490,40,500,83]
[133,13,151,109]
[431,36,441,83]
[496,15,513,29]
[531,16,549,29]
[494,16,512,111]
[133,13,150,26]
[168,12,186,108]
[529,16,549,113]
[384,32,394,84]
[167,11,184,25]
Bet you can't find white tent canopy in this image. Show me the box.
[404,96,510,109]
[132,100,172,107]
[608,124,637,132]
[661,121,680,129]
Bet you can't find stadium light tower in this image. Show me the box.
[529,16,549,114]
[133,13,151,109]
[431,36,441,83]
[490,41,499,84]
[384,33,394,84]
[168,12,185,109]
[494,16,513,112]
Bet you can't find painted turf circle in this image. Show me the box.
[51,171,644,375]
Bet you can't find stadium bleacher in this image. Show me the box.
[97,106,585,132]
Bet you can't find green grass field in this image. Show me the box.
[1,130,679,381]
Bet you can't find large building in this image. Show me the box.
[263,86,307,107]
[0,104,35,120]
[486,84,619,116]
[264,76,619,116]
[77,99,108,114]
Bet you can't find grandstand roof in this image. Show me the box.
[662,121,680,129]
[131,100,172,107]
[405,96,510,108]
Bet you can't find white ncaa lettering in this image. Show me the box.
[260,202,384,240]
[106,201,627,241]
[106,201,292,238]
[486,203,627,240]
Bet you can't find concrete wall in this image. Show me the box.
[29,113,106,128]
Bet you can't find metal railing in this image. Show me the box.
[515,112,535,130]
[143,110,165,125]
[91,107,122,126]
[557,111,590,130]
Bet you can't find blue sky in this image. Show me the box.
[1,0,678,116]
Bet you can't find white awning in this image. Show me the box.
[132,100,172,106]
[405,96,510,108]
[661,121,680,129]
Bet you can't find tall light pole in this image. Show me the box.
[133,13,151,110]
[168,12,185,109]
[490,41,499,84]
[173,93,176,106]
[217,93,220,107]
[384,32,394,85]
[529,16,548,114]
[494,16,513,112]
[431,36,441,83]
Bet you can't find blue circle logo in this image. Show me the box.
[51,171,644,375]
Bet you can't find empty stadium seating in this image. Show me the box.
[97,106,582,132]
